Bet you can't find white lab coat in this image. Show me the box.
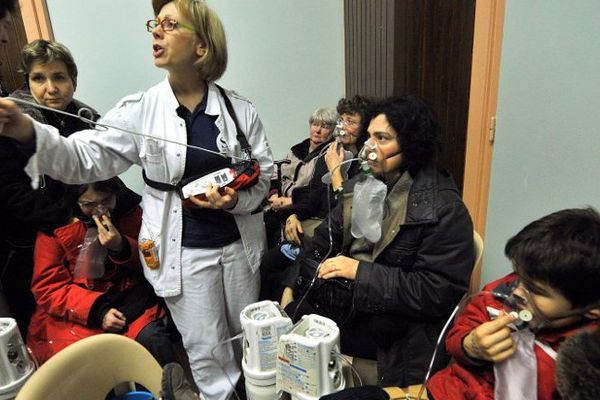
[24,77,274,297]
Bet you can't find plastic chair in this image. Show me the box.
[469,230,485,295]
[16,334,162,400]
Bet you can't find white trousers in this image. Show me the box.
[164,240,259,400]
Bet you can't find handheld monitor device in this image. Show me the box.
[179,159,260,202]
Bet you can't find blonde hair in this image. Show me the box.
[152,0,227,81]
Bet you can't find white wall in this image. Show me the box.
[482,0,600,284]
[45,0,345,193]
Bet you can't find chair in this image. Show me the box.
[16,334,162,400]
[469,230,485,296]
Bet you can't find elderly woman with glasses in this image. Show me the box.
[0,1,273,398]
[27,177,176,366]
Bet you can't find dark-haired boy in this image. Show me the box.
[426,207,600,400]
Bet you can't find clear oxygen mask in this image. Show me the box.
[332,120,346,143]
[357,139,378,165]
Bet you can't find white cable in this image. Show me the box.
[6,97,247,161]
[415,303,460,400]
[209,332,244,400]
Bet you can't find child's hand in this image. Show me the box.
[93,214,124,253]
[463,313,518,362]
[102,308,126,332]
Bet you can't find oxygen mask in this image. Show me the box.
[500,282,536,330]
[332,120,346,143]
[91,204,111,220]
[357,139,378,172]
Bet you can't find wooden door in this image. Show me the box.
[344,0,476,194]
[0,0,53,94]
[0,6,29,94]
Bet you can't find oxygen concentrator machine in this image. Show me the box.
[276,314,345,400]
[240,301,293,400]
[0,318,35,400]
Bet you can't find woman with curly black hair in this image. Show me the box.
[283,95,475,388]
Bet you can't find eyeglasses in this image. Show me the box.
[78,195,115,210]
[338,118,360,127]
[146,18,195,33]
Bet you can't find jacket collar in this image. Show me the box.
[160,76,181,116]
[290,138,333,162]
[204,81,222,117]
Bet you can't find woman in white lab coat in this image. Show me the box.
[0,1,273,398]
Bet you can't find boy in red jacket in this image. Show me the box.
[427,207,600,400]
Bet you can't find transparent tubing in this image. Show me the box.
[331,350,363,388]
[210,333,244,400]
[290,157,361,323]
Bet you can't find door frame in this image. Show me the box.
[461,0,505,237]
[19,0,53,41]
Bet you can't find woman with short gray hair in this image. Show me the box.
[265,107,337,247]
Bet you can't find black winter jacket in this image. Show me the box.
[293,163,475,387]
[1,90,101,243]
[290,156,361,221]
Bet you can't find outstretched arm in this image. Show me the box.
[0,99,35,143]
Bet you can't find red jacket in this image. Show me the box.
[27,206,163,364]
[427,273,597,400]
